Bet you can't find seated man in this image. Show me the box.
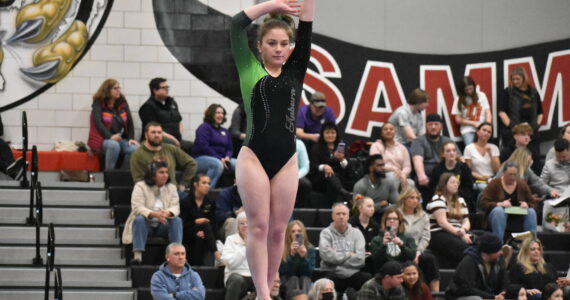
[131,122,197,196]
[242,273,282,300]
[296,91,336,150]
[353,154,399,217]
[387,88,429,148]
[357,261,406,300]
[500,123,542,174]
[215,184,243,241]
[541,138,570,194]
[446,233,508,300]
[150,243,206,300]
[122,160,183,265]
[319,203,371,295]
[222,212,254,300]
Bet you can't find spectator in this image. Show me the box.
[319,203,371,294]
[464,122,501,199]
[296,138,313,208]
[370,207,416,272]
[401,261,432,300]
[122,161,183,265]
[150,243,205,300]
[545,124,570,162]
[451,76,492,146]
[242,274,283,300]
[130,122,198,195]
[541,283,563,300]
[411,113,458,205]
[429,142,474,211]
[288,289,310,300]
[229,103,246,158]
[353,154,399,216]
[87,79,138,170]
[308,278,336,300]
[191,104,236,188]
[498,67,543,171]
[296,91,336,150]
[446,233,509,300]
[500,123,541,175]
[495,148,558,200]
[180,174,222,266]
[369,122,414,190]
[309,122,354,203]
[506,285,528,300]
[215,184,243,241]
[397,188,440,291]
[139,77,192,154]
[356,260,406,300]
[279,220,316,296]
[427,173,472,266]
[510,238,557,300]
[388,88,429,148]
[0,113,23,179]
[540,138,570,194]
[349,195,379,273]
[221,212,254,300]
[481,161,537,242]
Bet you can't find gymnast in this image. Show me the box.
[230,0,315,299]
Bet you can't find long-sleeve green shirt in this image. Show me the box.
[130,143,197,187]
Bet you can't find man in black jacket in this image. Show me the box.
[139,77,193,153]
[446,233,508,300]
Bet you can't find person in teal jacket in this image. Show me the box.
[279,220,316,297]
[150,243,205,300]
[371,207,417,272]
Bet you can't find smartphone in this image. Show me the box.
[336,142,346,153]
[387,226,395,239]
[295,233,304,245]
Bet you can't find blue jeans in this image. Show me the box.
[195,155,236,187]
[462,131,476,146]
[488,206,537,241]
[132,215,182,251]
[102,139,138,170]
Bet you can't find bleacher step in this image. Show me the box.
[0,207,113,225]
[0,226,118,245]
[0,189,107,206]
[0,246,123,266]
[0,289,135,300]
[0,267,128,283]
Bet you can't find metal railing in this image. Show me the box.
[44,223,63,300]
[32,182,44,266]
[20,111,29,188]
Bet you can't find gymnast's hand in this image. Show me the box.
[272,0,301,16]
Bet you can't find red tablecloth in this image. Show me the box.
[12,150,100,172]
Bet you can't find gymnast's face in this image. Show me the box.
[259,28,292,69]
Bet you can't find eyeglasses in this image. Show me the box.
[386,217,399,221]
[159,86,170,90]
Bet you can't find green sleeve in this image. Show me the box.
[174,147,197,187]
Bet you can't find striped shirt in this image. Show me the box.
[426,195,469,232]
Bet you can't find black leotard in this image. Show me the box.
[230,11,312,179]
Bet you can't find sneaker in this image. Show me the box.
[6,157,24,180]
[129,257,142,265]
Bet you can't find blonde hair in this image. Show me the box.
[397,187,424,216]
[282,220,311,262]
[380,207,406,233]
[509,67,532,90]
[517,238,547,274]
[506,148,532,177]
[351,195,373,217]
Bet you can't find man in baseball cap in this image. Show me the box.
[296,91,336,149]
[357,261,406,300]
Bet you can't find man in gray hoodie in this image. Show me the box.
[319,203,372,295]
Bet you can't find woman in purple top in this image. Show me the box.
[191,104,236,188]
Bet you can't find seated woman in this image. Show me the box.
[398,187,440,291]
[482,160,537,241]
[308,278,337,300]
[309,122,354,203]
[349,195,379,273]
[87,79,139,170]
[429,142,474,211]
[121,160,182,264]
[369,122,414,190]
[510,238,557,300]
[427,173,472,267]
[370,207,417,272]
[506,284,528,300]
[464,122,501,203]
[191,104,236,188]
[402,261,432,300]
[541,283,564,300]
[180,173,221,266]
[221,212,254,300]
[279,220,316,297]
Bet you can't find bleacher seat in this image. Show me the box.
[104,170,134,187]
[316,209,332,227]
[109,186,133,206]
[113,205,131,225]
[292,209,318,227]
[306,227,321,247]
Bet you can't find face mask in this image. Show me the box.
[321,292,334,300]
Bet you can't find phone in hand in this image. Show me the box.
[387,226,396,240]
[295,233,304,245]
[336,142,346,153]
